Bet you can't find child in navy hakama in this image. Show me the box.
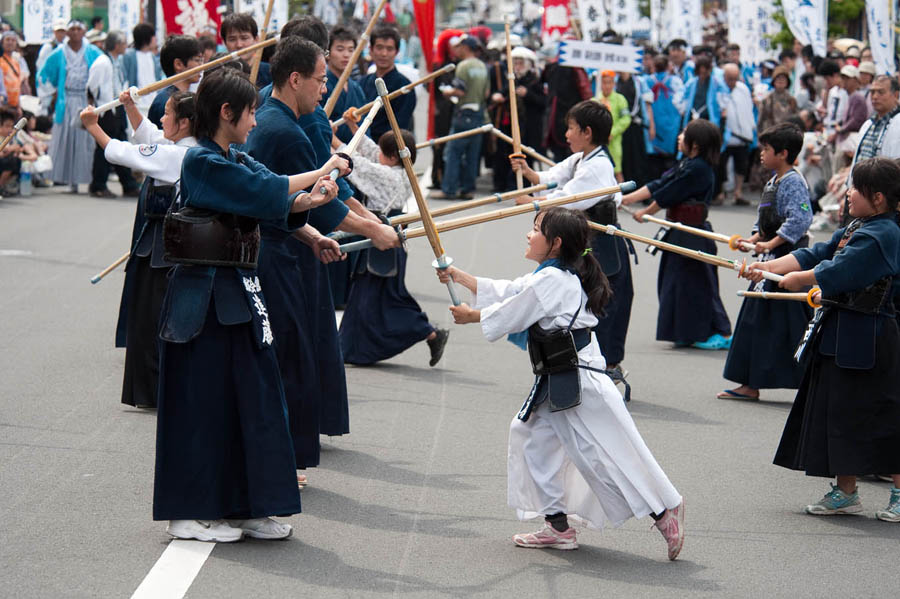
[154,69,343,542]
[720,124,813,401]
[336,129,449,366]
[743,157,900,522]
[436,208,685,559]
[622,119,732,348]
[80,89,197,409]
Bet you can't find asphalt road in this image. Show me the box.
[2,147,898,597]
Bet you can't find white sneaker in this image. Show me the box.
[166,519,243,543]
[227,517,293,540]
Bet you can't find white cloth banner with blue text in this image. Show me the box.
[559,40,643,73]
[109,1,141,44]
[782,0,827,58]
[727,0,777,66]
[236,0,290,36]
[866,0,897,75]
[23,0,71,44]
[665,0,702,46]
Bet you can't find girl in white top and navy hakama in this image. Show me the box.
[80,89,197,409]
[436,208,685,559]
[511,100,634,376]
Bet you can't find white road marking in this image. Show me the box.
[0,249,33,257]
[131,540,215,599]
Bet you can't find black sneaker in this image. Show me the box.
[427,328,450,367]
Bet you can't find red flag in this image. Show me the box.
[160,0,222,37]
[541,0,570,42]
[413,0,435,136]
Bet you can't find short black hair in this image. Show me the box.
[694,56,712,72]
[778,49,797,61]
[329,25,357,52]
[683,119,721,165]
[199,37,217,53]
[281,16,328,51]
[168,90,196,133]
[852,157,900,211]
[132,23,155,50]
[371,25,400,50]
[759,123,804,163]
[667,39,688,51]
[34,115,53,134]
[193,69,258,140]
[377,129,416,164]
[91,16,104,28]
[874,74,900,93]
[271,37,324,88]
[653,55,668,74]
[159,35,201,77]
[220,12,258,39]
[817,59,840,77]
[566,100,613,146]
[0,108,16,126]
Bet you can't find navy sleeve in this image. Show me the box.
[815,232,897,296]
[647,160,713,208]
[182,148,292,222]
[307,198,350,233]
[148,93,166,129]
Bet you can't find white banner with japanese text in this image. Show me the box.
[782,0,827,58]
[866,0,897,75]
[559,39,643,73]
[665,0,702,46]
[579,0,639,40]
[23,0,71,44]
[109,1,141,44]
[727,0,777,66]
[236,0,290,36]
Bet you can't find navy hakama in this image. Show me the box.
[339,247,435,365]
[590,232,634,365]
[723,242,812,390]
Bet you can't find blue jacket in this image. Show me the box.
[681,75,722,130]
[360,66,415,140]
[121,48,164,89]
[38,44,103,123]
[323,69,367,143]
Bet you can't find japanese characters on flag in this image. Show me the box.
[579,0,607,42]
[866,0,897,75]
[558,39,643,73]
[782,0,827,57]
[541,0,571,43]
[664,0,702,46]
[23,0,71,44]
[236,0,290,35]
[161,0,222,37]
[649,0,664,46]
[610,0,639,36]
[109,1,141,44]
[727,0,776,66]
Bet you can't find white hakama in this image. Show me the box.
[476,268,681,530]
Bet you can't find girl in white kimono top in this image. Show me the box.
[437,207,684,559]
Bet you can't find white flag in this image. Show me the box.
[666,0,702,46]
[728,0,777,66]
[109,1,141,44]
[782,0,827,58]
[23,0,71,44]
[866,0,897,75]
[235,0,290,36]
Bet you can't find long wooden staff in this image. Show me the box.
[323,0,390,117]
[319,98,382,194]
[92,37,278,115]
[376,77,461,305]
[0,117,26,153]
[504,16,525,190]
[737,289,821,308]
[248,0,275,85]
[586,221,787,284]
[339,181,637,253]
[491,127,554,166]
[91,251,130,284]
[416,124,494,150]
[331,64,456,128]
[627,209,755,251]
[330,181,558,240]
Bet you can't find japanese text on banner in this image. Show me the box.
[559,40,643,73]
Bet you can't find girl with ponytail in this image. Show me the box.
[435,207,685,559]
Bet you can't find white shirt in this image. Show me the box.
[824,85,848,134]
[536,146,620,211]
[719,81,756,146]
[135,50,158,111]
[103,119,197,185]
[86,53,124,106]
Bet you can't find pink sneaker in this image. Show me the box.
[654,502,685,560]
[513,523,578,550]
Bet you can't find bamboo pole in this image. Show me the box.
[339,181,637,253]
[635,212,755,251]
[320,98,382,194]
[92,37,279,115]
[0,118,25,154]
[248,0,275,85]
[737,289,821,308]
[490,127,555,166]
[415,124,493,150]
[331,64,456,127]
[376,77,461,305]
[586,221,786,285]
[90,252,130,284]
[323,0,390,117]
[504,16,524,190]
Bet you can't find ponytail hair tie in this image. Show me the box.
[581,247,593,257]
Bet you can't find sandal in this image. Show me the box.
[297,474,308,489]
[716,389,759,401]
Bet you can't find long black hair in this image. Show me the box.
[851,157,900,211]
[193,68,257,140]
[168,90,196,136]
[682,119,721,166]
[537,207,612,317]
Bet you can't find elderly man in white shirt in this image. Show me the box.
[86,31,140,198]
[716,63,756,205]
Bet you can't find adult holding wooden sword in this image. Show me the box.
[360,25,417,141]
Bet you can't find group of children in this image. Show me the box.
[83,13,900,559]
